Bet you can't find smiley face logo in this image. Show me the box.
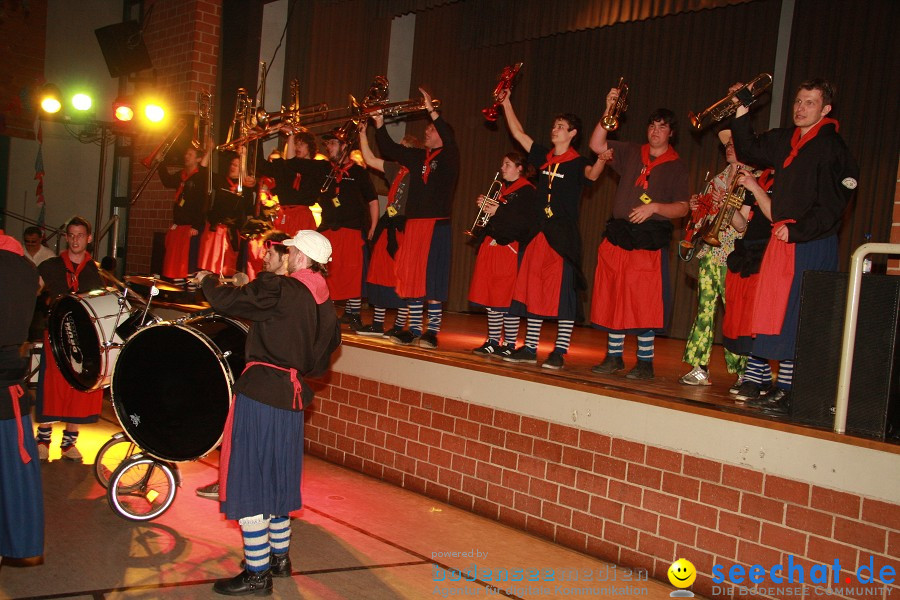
[668,558,697,589]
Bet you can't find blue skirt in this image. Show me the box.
[424,220,451,302]
[0,414,44,558]
[222,393,304,521]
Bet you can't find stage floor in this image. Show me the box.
[340,310,899,452]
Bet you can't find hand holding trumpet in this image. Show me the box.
[475,194,499,217]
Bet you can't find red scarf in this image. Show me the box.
[387,166,410,205]
[332,161,353,196]
[783,118,839,168]
[540,147,579,170]
[292,173,301,191]
[227,177,239,193]
[500,177,535,200]
[175,167,199,203]
[8,385,30,463]
[757,168,774,192]
[422,148,443,183]
[634,144,679,190]
[61,250,91,293]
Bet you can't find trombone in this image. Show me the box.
[464,172,504,237]
[688,73,773,130]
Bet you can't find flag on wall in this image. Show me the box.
[34,122,45,230]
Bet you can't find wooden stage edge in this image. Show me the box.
[338,311,900,456]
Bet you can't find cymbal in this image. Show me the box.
[124,275,186,292]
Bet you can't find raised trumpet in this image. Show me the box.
[482,62,523,122]
[601,77,629,131]
[465,172,505,237]
[689,73,773,130]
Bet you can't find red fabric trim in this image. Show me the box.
[387,166,410,204]
[320,228,365,300]
[218,394,235,503]
[61,251,92,293]
[590,239,664,329]
[750,220,797,335]
[468,237,519,307]
[500,177,534,199]
[366,231,403,287]
[163,225,193,279]
[394,219,438,298]
[783,118,839,168]
[9,384,30,463]
[634,144,679,190]
[39,331,103,420]
[422,148,443,183]
[540,147,579,169]
[723,269,759,339]
[276,205,317,236]
[512,232,563,316]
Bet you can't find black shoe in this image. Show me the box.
[736,381,765,403]
[382,326,403,339]
[345,314,363,331]
[758,388,791,416]
[472,341,502,356]
[502,346,537,364]
[240,554,292,578]
[339,312,353,325]
[625,360,654,380]
[388,330,418,346]
[496,345,515,359]
[213,569,273,596]
[591,355,625,374]
[542,351,565,370]
[418,330,438,349]
[355,323,384,337]
[195,481,219,500]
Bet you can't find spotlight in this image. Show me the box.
[39,83,62,114]
[72,93,93,111]
[144,102,165,123]
[113,97,135,122]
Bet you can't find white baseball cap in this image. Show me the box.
[284,229,332,264]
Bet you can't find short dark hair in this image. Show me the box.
[295,131,317,155]
[24,226,43,239]
[66,216,91,236]
[797,78,835,107]
[647,108,677,130]
[553,113,583,149]
[265,231,290,259]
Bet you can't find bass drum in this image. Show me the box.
[48,289,134,391]
[111,316,247,462]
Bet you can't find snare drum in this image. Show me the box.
[47,289,134,391]
[111,315,247,462]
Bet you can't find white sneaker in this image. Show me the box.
[37,443,49,461]
[60,445,83,461]
[679,366,711,386]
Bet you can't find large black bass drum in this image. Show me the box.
[110,315,247,462]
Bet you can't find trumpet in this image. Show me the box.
[699,164,753,247]
[688,73,773,130]
[482,62,523,121]
[464,172,505,237]
[601,77,629,131]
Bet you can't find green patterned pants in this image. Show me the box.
[682,255,747,375]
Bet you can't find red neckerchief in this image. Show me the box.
[783,118,839,168]
[8,384,30,463]
[227,177,239,193]
[175,167,199,203]
[634,144,679,190]
[292,173,301,191]
[540,147,579,169]
[422,148,443,183]
[387,166,410,205]
[500,177,534,200]
[757,168,774,192]
[61,250,91,292]
[332,161,353,196]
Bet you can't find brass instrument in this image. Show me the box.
[464,172,504,237]
[688,73,773,130]
[305,77,441,131]
[482,62,523,121]
[219,88,255,193]
[699,164,750,247]
[130,118,189,205]
[601,77,629,131]
[192,91,214,207]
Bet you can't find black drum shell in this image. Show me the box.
[111,316,247,462]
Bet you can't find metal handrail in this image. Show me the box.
[834,242,900,433]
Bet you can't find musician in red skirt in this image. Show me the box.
[158,146,209,279]
[468,151,542,357]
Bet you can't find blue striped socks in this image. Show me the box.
[238,515,271,573]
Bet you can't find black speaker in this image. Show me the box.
[150,231,166,276]
[95,21,153,78]
[792,271,900,439]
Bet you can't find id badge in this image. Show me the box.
[387,205,398,217]
[332,197,341,208]
[544,205,553,218]
[639,193,652,204]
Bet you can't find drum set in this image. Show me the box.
[46,278,246,521]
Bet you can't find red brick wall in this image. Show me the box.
[0,1,46,140]
[126,0,221,274]
[306,371,900,600]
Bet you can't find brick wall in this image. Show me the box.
[0,1,46,140]
[305,370,900,600]
[126,0,221,274]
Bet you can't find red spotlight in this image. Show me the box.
[113,97,135,122]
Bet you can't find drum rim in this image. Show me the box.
[110,317,244,462]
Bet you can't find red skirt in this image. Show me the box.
[723,269,759,339]
[321,228,365,300]
[511,232,563,316]
[197,225,238,275]
[36,331,103,423]
[245,238,265,281]
[366,230,404,287]
[394,219,438,299]
[590,239,664,330]
[276,205,317,236]
[751,234,795,335]
[469,237,519,309]
[163,225,194,279]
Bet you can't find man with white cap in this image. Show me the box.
[196,229,340,595]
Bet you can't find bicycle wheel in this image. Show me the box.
[94,432,138,488]
[107,455,178,521]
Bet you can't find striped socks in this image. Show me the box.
[486,310,503,344]
[36,425,52,446]
[427,302,442,333]
[61,429,78,450]
[372,306,386,327]
[238,515,271,573]
[607,333,625,357]
[776,360,794,390]
[269,516,291,558]
[554,320,574,354]
[503,314,520,348]
[408,301,424,336]
[345,298,361,315]
[636,330,655,362]
[524,319,542,351]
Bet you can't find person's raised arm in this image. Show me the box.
[359,122,385,173]
[499,93,533,153]
[589,88,619,155]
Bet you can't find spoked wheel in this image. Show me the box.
[107,454,178,521]
[94,432,138,488]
